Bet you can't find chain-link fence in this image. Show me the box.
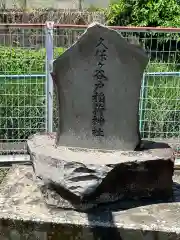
[0,24,46,155]
[0,23,179,155]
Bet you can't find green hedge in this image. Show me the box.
[0,47,179,141]
[0,47,65,74]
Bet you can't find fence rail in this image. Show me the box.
[0,23,179,154]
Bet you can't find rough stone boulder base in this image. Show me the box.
[52,22,148,151]
[28,133,175,211]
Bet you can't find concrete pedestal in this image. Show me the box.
[0,165,180,239]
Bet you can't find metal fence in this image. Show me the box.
[0,23,179,155]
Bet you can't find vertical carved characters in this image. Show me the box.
[92,37,108,137]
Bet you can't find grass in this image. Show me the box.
[140,74,179,139]
[140,63,180,139]
[0,77,46,141]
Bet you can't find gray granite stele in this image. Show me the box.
[28,22,175,212]
[52,22,148,151]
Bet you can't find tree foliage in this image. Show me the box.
[106,0,180,27]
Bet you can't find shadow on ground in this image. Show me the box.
[86,181,180,240]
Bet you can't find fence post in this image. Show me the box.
[45,21,54,133]
[139,73,146,136]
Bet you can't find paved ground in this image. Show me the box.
[0,168,9,184]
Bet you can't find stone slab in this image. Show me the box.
[52,22,148,151]
[27,133,174,211]
[0,165,180,239]
[0,142,27,154]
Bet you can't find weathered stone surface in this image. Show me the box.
[28,133,174,211]
[0,166,180,239]
[51,22,148,151]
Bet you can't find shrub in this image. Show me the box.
[106,0,180,27]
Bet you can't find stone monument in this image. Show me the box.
[28,22,175,212]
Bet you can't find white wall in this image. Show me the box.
[4,0,110,9]
[83,0,110,8]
